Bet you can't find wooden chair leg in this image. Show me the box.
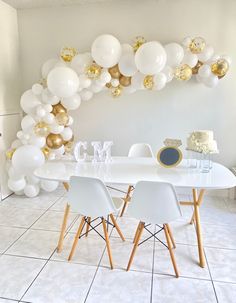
[133,222,141,243]
[109,214,125,241]
[102,218,114,269]
[189,189,204,225]
[85,217,91,237]
[120,185,133,217]
[57,203,70,253]
[166,224,176,249]
[126,222,145,271]
[68,217,85,261]
[163,224,179,278]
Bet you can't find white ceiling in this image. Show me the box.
[3,0,117,9]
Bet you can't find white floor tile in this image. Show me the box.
[214,281,236,303]
[86,267,152,303]
[23,261,96,303]
[7,229,59,259]
[0,226,26,253]
[0,255,45,300]
[152,274,217,303]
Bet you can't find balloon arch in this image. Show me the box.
[6,34,230,197]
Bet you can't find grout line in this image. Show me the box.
[3,253,48,261]
[204,249,219,303]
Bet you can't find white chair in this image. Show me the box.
[126,181,182,277]
[67,176,125,269]
[120,143,154,217]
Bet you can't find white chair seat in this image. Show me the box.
[112,197,124,211]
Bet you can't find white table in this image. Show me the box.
[35,157,236,267]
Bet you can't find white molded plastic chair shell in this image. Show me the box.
[68,176,119,217]
[127,181,182,225]
[128,143,154,158]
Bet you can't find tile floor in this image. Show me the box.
[0,187,235,302]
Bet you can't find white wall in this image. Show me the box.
[17,0,236,167]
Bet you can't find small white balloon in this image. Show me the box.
[41,180,59,192]
[111,79,119,87]
[198,65,211,78]
[204,74,219,88]
[20,90,41,115]
[28,135,46,148]
[61,127,73,141]
[80,90,93,101]
[90,84,103,93]
[71,52,93,74]
[32,83,43,95]
[8,177,26,192]
[17,131,24,139]
[21,115,36,132]
[43,104,53,112]
[36,106,46,118]
[182,51,198,68]
[50,123,64,134]
[43,113,55,124]
[182,36,192,47]
[121,43,133,54]
[162,66,174,83]
[41,58,58,78]
[100,70,111,83]
[42,88,60,105]
[61,94,81,110]
[118,52,137,77]
[165,43,184,67]
[198,45,214,62]
[154,73,167,90]
[24,184,40,198]
[79,74,92,88]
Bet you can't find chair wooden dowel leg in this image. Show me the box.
[164,224,179,278]
[126,222,145,271]
[85,217,91,237]
[190,213,195,224]
[57,203,70,253]
[166,224,176,249]
[102,218,114,269]
[120,201,128,217]
[68,217,85,261]
[133,222,141,243]
[120,185,133,217]
[109,214,125,241]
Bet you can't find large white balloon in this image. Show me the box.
[12,145,45,175]
[41,180,59,192]
[182,51,198,68]
[47,67,79,98]
[91,34,121,68]
[41,58,58,78]
[24,184,40,198]
[61,94,81,110]
[21,115,36,132]
[118,52,137,76]
[135,41,167,75]
[20,90,41,115]
[165,43,184,67]
[71,53,93,74]
[8,178,26,192]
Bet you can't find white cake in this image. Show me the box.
[187,130,218,153]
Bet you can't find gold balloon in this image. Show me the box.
[6,148,16,160]
[41,147,50,159]
[51,103,67,116]
[111,85,122,97]
[143,75,154,90]
[86,63,102,79]
[211,59,229,78]
[46,133,63,149]
[174,64,192,81]
[133,36,146,52]
[189,37,206,54]
[192,61,203,75]
[60,47,78,62]
[108,65,121,79]
[119,75,131,87]
[34,122,50,137]
[56,112,69,126]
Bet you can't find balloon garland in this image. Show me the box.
[5,34,231,197]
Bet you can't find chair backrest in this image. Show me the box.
[67,176,117,217]
[128,143,154,158]
[127,181,182,224]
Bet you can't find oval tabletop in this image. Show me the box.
[34,157,236,189]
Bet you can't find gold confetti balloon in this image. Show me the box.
[211,59,229,78]
[46,133,63,149]
[64,141,74,153]
[86,63,102,80]
[119,75,131,87]
[189,37,206,54]
[174,64,192,81]
[192,61,203,75]
[111,85,122,97]
[6,148,16,160]
[56,112,69,126]
[41,147,50,159]
[133,36,146,52]
[143,75,154,90]
[51,103,67,116]
[34,122,50,137]
[108,65,121,79]
[60,47,78,62]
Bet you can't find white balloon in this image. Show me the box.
[28,135,46,148]
[61,94,81,110]
[198,65,211,78]
[24,184,40,198]
[21,115,36,132]
[8,177,26,192]
[43,113,55,124]
[165,43,184,67]
[32,84,43,95]
[71,53,93,74]
[90,84,103,93]
[154,73,167,90]
[41,58,58,78]
[54,61,66,68]
[42,88,60,105]
[111,79,119,87]
[11,139,22,149]
[121,43,133,54]
[53,145,65,156]
[67,116,73,126]
[91,34,121,68]
[80,90,93,101]
[118,52,137,77]
[182,51,198,68]
[50,123,64,134]
[41,180,59,192]
[198,45,214,62]
[203,74,219,88]
[196,74,204,83]
[20,90,41,115]
[17,131,24,139]
[182,36,192,47]
[36,106,46,118]
[12,145,45,175]
[162,66,174,83]
[47,67,80,98]
[135,41,166,75]
[79,74,92,88]
[26,174,40,184]
[43,104,53,112]
[100,70,111,83]
[8,166,24,180]
[131,72,145,90]
[61,127,73,141]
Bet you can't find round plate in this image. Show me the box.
[157,146,182,168]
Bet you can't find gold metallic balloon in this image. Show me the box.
[111,85,122,97]
[51,103,67,116]
[143,75,154,90]
[192,61,203,75]
[34,122,50,137]
[6,148,16,160]
[108,65,121,79]
[211,59,229,78]
[86,63,102,80]
[56,112,69,126]
[133,36,146,52]
[41,147,50,159]
[60,47,78,62]
[174,64,192,81]
[189,37,206,54]
[119,75,131,87]
[46,133,63,149]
